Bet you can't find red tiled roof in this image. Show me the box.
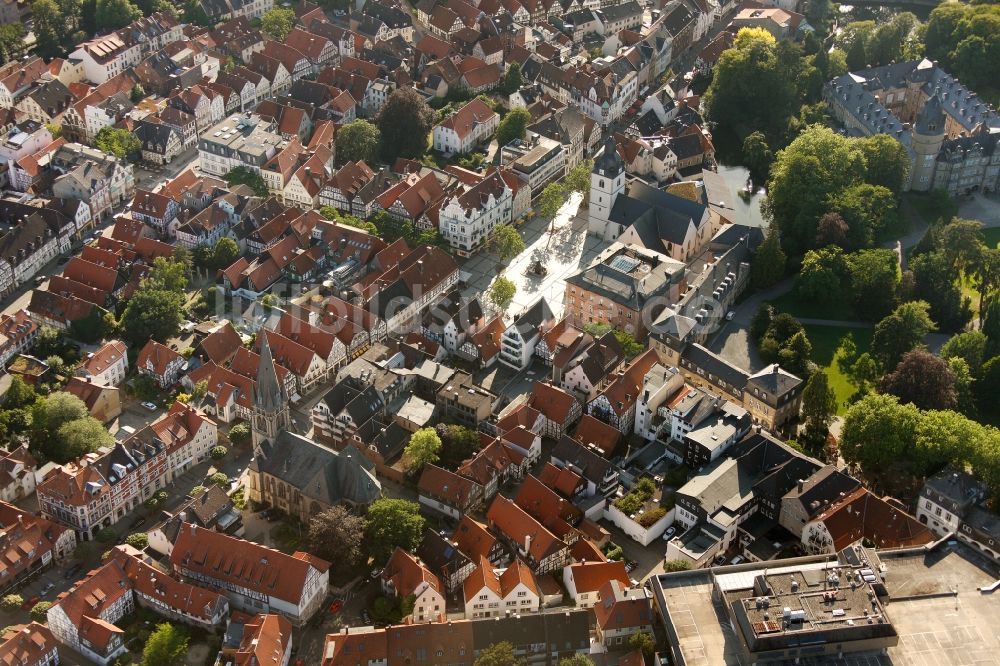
[486,495,565,565]
[568,560,629,594]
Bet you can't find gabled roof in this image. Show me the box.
[383,547,443,599]
[171,522,330,605]
[418,463,480,509]
[568,560,629,594]
[453,515,501,562]
[816,487,934,551]
[528,382,577,425]
[486,495,565,564]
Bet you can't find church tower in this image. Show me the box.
[910,93,946,192]
[588,136,626,241]
[251,334,290,455]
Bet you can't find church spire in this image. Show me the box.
[255,332,285,414]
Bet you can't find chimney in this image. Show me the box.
[525,534,532,553]
[797,479,804,493]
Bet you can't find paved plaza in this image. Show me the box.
[459,193,605,319]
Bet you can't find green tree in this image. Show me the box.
[979,356,1000,416]
[831,183,900,248]
[538,182,565,220]
[32,0,66,59]
[95,126,140,158]
[704,28,798,149]
[940,331,988,378]
[228,422,251,446]
[210,472,228,487]
[628,632,656,660]
[307,506,364,578]
[924,4,1000,100]
[126,533,149,549]
[947,356,976,418]
[859,134,910,194]
[486,225,525,264]
[845,249,899,321]
[488,276,516,312]
[210,445,227,459]
[750,303,774,343]
[0,595,22,612]
[910,250,972,333]
[500,62,523,95]
[750,228,786,289]
[182,0,212,27]
[119,288,185,345]
[376,87,436,160]
[871,300,935,372]
[404,427,442,471]
[130,84,145,103]
[32,391,87,442]
[141,623,189,666]
[30,601,52,622]
[224,166,268,197]
[364,499,426,563]
[779,330,813,378]
[563,158,595,204]
[3,376,37,409]
[210,237,240,270]
[335,119,381,164]
[767,126,866,255]
[260,7,295,40]
[0,23,25,65]
[801,370,837,447]
[495,107,531,148]
[57,417,115,461]
[796,246,846,303]
[474,642,526,666]
[840,393,921,471]
[95,0,142,32]
[742,130,773,183]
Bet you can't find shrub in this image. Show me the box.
[0,594,23,611]
[663,559,691,572]
[606,545,624,561]
[30,601,52,621]
[191,485,207,496]
[637,507,667,527]
[210,472,229,487]
[614,493,644,515]
[210,445,228,460]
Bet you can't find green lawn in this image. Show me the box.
[771,291,857,321]
[803,324,873,415]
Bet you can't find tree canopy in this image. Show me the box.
[404,427,442,472]
[801,370,837,449]
[495,107,531,148]
[488,276,516,312]
[376,88,436,161]
[95,127,140,158]
[871,300,935,371]
[364,499,426,563]
[225,166,268,197]
[336,119,381,164]
[924,3,1000,104]
[141,623,189,666]
[879,349,957,411]
[487,225,525,264]
[260,7,295,40]
[307,506,364,579]
[95,0,142,32]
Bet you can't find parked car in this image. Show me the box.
[713,554,727,566]
[725,311,735,321]
[130,516,146,529]
[730,555,744,565]
[662,526,677,541]
[329,599,344,614]
[140,401,158,411]
[40,582,55,597]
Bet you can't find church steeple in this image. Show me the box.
[251,332,290,453]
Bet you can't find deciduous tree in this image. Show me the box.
[940,331,988,378]
[57,417,114,461]
[879,349,957,411]
[404,427,442,471]
[486,225,525,264]
[750,228,786,289]
[95,126,140,158]
[307,506,364,577]
[376,87,436,160]
[141,622,189,666]
[364,499,426,563]
[95,0,142,32]
[488,276,516,312]
[335,119,381,164]
[260,7,295,40]
[871,300,935,371]
[495,107,531,148]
